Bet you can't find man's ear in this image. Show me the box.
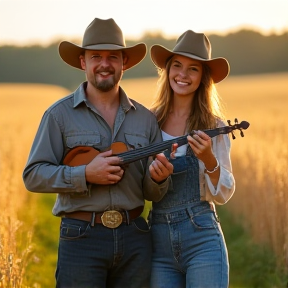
[79,54,86,70]
[122,53,128,70]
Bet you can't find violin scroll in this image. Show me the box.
[227,118,250,139]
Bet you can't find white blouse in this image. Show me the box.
[161,126,235,205]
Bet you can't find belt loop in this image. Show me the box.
[124,210,130,225]
[185,207,194,219]
[90,212,95,227]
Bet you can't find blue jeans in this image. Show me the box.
[56,217,152,288]
[150,203,229,288]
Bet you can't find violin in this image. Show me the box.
[63,119,250,167]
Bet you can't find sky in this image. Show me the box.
[0,0,288,46]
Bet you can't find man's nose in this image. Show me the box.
[100,57,110,67]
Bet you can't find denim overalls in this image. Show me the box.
[150,147,229,288]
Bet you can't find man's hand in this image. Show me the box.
[85,150,124,185]
[149,153,173,183]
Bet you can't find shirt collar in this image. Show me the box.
[73,82,88,108]
[119,86,136,112]
[73,82,136,112]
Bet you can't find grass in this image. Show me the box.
[24,194,59,288]
[218,206,288,287]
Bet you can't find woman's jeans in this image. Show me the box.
[55,216,152,288]
[150,153,229,288]
[150,202,229,288]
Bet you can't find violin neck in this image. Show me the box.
[118,135,188,165]
[118,126,231,165]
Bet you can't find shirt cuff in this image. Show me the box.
[70,165,88,192]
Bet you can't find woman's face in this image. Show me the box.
[168,55,203,97]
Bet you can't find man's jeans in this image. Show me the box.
[56,216,152,288]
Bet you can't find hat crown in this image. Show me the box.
[82,18,126,48]
[150,29,229,83]
[173,30,211,60]
[58,18,146,71]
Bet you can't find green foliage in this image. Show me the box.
[141,200,152,221]
[217,206,288,288]
[0,30,287,90]
[25,194,59,288]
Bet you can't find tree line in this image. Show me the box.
[0,29,287,90]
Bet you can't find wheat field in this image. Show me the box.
[0,73,287,286]
[0,84,70,287]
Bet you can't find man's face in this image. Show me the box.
[80,50,124,92]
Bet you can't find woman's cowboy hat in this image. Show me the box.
[150,30,230,83]
[59,18,147,71]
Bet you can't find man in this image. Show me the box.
[23,18,173,288]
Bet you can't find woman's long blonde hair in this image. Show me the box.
[150,58,226,132]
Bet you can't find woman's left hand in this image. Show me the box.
[187,130,215,165]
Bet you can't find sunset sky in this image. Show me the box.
[1,0,287,46]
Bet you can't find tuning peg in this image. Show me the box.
[235,118,238,124]
[227,120,232,126]
[240,130,244,137]
[231,131,236,139]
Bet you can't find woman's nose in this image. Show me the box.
[179,69,188,78]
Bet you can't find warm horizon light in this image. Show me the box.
[1,0,287,46]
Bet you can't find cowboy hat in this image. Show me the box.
[59,18,147,71]
[150,30,230,83]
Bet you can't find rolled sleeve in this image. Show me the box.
[70,165,88,192]
[143,171,170,202]
[202,133,235,205]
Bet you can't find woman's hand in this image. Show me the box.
[149,153,174,183]
[187,131,220,182]
[187,130,215,162]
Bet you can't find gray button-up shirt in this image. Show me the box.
[23,82,169,216]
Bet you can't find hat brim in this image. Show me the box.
[150,45,230,83]
[59,41,147,71]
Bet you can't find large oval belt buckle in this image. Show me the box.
[101,210,123,228]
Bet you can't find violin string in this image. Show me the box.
[117,126,231,165]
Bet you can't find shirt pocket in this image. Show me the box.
[122,133,150,167]
[63,132,102,167]
[124,133,149,150]
[66,132,101,149]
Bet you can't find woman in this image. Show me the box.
[149,30,235,288]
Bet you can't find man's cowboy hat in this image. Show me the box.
[59,18,147,71]
[150,30,230,83]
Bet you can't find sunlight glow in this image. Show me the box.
[0,0,287,46]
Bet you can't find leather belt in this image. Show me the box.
[63,206,143,228]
